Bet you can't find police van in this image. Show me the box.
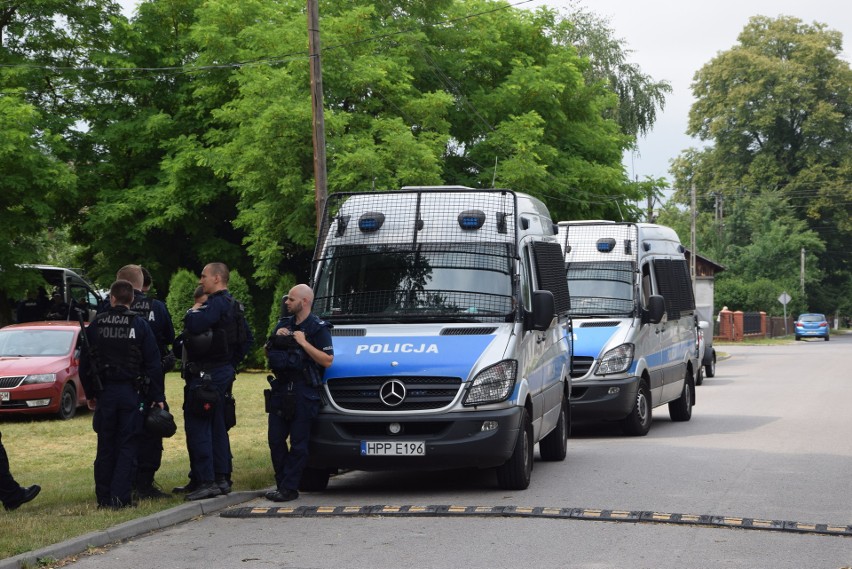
[305,187,572,490]
[557,221,696,436]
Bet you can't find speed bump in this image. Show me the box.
[220,504,852,537]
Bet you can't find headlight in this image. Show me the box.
[22,373,57,385]
[463,360,517,406]
[595,344,634,375]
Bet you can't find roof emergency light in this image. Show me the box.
[358,212,385,233]
[458,209,486,230]
[597,237,616,253]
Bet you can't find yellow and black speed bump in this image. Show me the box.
[220,505,852,537]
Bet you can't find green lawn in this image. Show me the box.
[0,372,275,560]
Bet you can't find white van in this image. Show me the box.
[305,187,572,490]
[556,221,697,436]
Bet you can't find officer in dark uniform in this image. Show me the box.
[113,265,176,499]
[172,285,207,495]
[80,279,164,509]
[0,431,40,511]
[265,284,334,502]
[181,263,252,501]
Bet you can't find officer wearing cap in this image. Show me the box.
[265,284,333,502]
[80,279,164,509]
[181,263,252,501]
[112,265,176,499]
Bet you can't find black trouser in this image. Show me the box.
[135,402,168,490]
[0,431,25,507]
[93,383,143,507]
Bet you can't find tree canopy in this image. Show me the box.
[1,0,668,326]
[663,15,852,316]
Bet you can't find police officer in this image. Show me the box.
[113,265,176,499]
[181,263,252,501]
[172,285,207,495]
[265,284,333,502]
[80,280,164,509]
[0,431,40,511]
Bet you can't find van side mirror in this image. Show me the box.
[525,290,555,331]
[644,295,665,324]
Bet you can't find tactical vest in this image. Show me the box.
[267,315,329,386]
[90,308,143,382]
[191,292,248,365]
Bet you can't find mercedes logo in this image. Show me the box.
[379,379,406,407]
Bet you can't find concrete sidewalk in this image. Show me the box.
[0,490,263,569]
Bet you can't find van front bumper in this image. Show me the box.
[307,406,523,471]
[570,376,640,421]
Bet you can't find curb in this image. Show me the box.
[0,490,262,569]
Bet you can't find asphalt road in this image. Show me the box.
[59,335,852,569]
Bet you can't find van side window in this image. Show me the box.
[641,263,653,309]
[520,248,533,311]
[652,259,695,319]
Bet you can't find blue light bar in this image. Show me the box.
[458,209,486,230]
[358,212,385,232]
[597,237,616,253]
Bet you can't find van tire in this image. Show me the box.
[705,350,716,378]
[298,467,331,492]
[496,409,533,490]
[669,369,694,422]
[695,365,704,386]
[622,381,652,436]
[539,397,568,462]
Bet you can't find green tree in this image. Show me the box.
[670,16,852,313]
[545,4,672,139]
[0,1,119,318]
[166,269,199,332]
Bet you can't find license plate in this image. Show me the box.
[360,441,425,456]
[0,392,8,402]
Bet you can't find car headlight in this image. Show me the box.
[22,373,57,385]
[463,360,517,406]
[595,344,634,375]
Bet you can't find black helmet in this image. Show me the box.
[183,329,213,359]
[145,406,178,438]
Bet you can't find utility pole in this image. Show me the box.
[644,176,654,222]
[800,247,806,296]
[690,183,697,284]
[307,0,328,231]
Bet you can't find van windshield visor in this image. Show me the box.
[314,242,515,323]
[567,261,635,317]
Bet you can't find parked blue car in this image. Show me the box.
[794,313,830,341]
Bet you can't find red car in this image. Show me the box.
[0,322,87,420]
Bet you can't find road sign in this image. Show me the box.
[778,292,791,305]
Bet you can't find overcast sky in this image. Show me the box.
[529,0,852,183]
[118,0,852,184]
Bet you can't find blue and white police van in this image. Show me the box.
[557,221,697,436]
[303,187,572,490]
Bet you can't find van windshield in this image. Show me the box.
[567,261,635,317]
[313,242,515,323]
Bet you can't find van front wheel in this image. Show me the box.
[539,397,568,462]
[496,409,533,490]
[669,369,694,422]
[621,381,651,436]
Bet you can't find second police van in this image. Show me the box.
[303,186,572,490]
[557,221,697,436]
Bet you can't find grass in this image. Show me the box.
[0,371,276,561]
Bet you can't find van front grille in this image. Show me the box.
[327,376,462,411]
